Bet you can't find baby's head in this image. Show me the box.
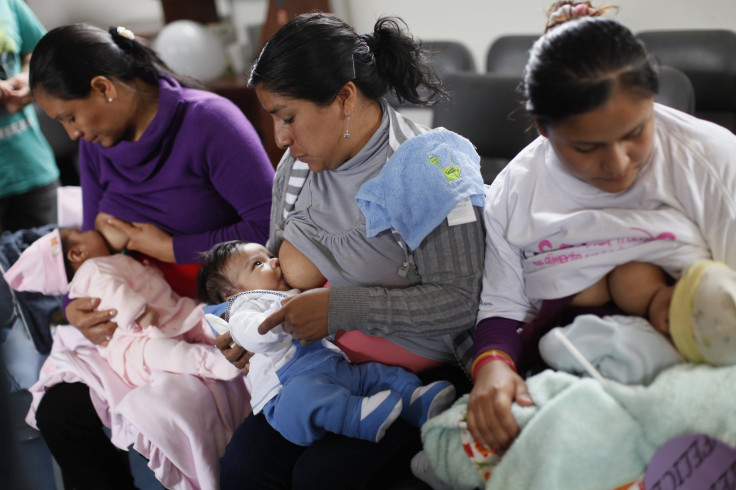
[3,227,110,295]
[58,228,111,279]
[669,260,736,366]
[197,241,291,304]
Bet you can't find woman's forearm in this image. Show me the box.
[473,316,524,365]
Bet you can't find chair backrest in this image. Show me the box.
[637,29,736,130]
[485,34,540,75]
[655,65,695,115]
[387,40,475,109]
[432,72,537,184]
[423,40,476,77]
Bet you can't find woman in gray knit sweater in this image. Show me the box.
[216,12,485,490]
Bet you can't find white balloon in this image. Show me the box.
[153,20,227,83]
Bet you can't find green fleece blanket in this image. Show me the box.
[422,364,736,490]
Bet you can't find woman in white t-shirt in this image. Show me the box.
[468,0,736,454]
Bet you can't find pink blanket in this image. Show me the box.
[26,326,251,490]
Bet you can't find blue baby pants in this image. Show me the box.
[262,347,421,446]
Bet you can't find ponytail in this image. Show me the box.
[363,18,446,105]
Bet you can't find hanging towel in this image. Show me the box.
[355,128,484,250]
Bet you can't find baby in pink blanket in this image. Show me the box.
[4,227,239,387]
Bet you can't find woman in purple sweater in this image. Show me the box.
[26,24,274,489]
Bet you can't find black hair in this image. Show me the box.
[249,12,447,106]
[29,23,202,100]
[197,241,248,305]
[524,16,658,128]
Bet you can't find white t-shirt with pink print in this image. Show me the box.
[478,103,736,325]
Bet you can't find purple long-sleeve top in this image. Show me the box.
[79,76,274,263]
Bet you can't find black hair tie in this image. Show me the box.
[360,33,376,53]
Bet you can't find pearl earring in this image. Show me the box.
[343,113,351,139]
[108,97,114,103]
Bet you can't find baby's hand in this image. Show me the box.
[95,212,130,252]
[649,285,675,336]
[136,307,159,329]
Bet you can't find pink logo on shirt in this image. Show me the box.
[528,227,676,267]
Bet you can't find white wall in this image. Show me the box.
[26,0,736,72]
[26,0,270,61]
[28,0,162,29]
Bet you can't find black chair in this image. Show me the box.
[433,72,537,184]
[485,35,695,116]
[485,34,540,75]
[656,65,695,115]
[424,40,476,77]
[637,29,736,131]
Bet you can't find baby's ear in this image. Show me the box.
[66,246,88,265]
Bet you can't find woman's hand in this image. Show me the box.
[466,361,534,454]
[258,288,330,344]
[105,217,175,263]
[65,297,118,346]
[215,332,253,374]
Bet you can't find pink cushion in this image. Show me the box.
[334,329,443,374]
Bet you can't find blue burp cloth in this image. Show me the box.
[356,128,484,250]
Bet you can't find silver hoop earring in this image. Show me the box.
[343,113,351,139]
